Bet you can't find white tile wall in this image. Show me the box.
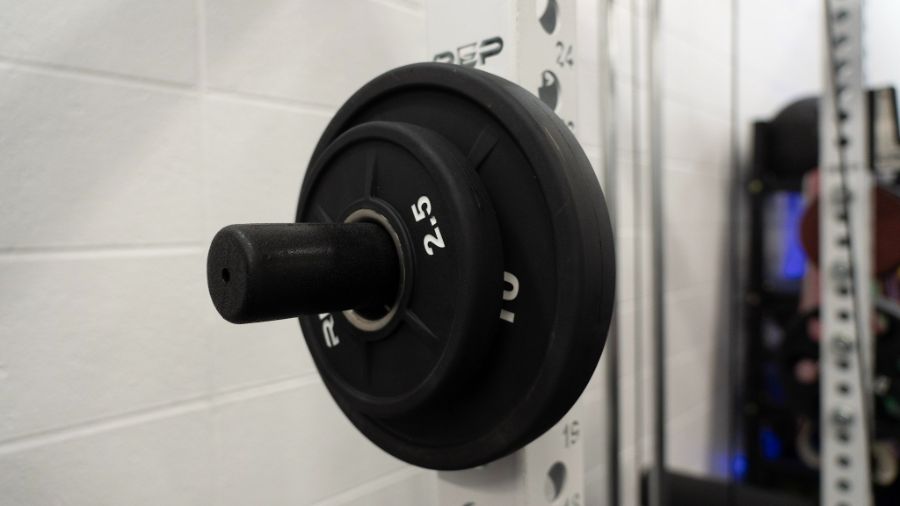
[0,0,766,503]
[736,0,820,150]
[0,0,198,84]
[205,0,425,107]
[865,0,900,87]
[665,284,720,358]
[212,381,405,506]
[319,469,437,506]
[662,0,731,59]
[0,1,429,504]
[657,0,734,480]
[0,252,209,441]
[203,97,330,232]
[0,66,203,249]
[662,30,730,117]
[663,98,731,171]
[598,0,737,503]
[0,409,212,506]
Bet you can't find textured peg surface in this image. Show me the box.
[207,223,400,324]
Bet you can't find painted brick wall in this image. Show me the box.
[595,1,737,504]
[0,1,433,505]
[1,1,758,505]
[657,0,735,479]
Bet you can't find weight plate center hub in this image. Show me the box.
[206,62,616,470]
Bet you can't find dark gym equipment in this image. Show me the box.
[755,87,900,184]
[777,306,900,430]
[744,94,900,504]
[798,184,900,275]
[640,470,813,506]
[206,63,616,470]
[764,97,820,180]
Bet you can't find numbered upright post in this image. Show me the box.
[437,414,585,506]
[426,0,586,504]
[819,1,874,505]
[427,0,578,130]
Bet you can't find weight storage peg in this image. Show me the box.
[208,222,400,324]
[210,119,504,421]
[206,63,616,470]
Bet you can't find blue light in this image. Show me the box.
[780,192,807,280]
[760,427,783,461]
[732,454,748,479]
[763,363,785,404]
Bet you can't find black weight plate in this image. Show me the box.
[302,63,615,469]
[297,120,503,419]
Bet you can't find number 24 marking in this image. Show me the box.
[556,41,574,67]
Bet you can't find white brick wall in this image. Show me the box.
[0,0,198,84]
[596,1,738,504]
[0,1,431,504]
[1,0,801,504]
[659,0,733,481]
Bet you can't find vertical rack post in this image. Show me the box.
[820,1,874,505]
[599,1,621,505]
[426,0,586,503]
[647,0,667,503]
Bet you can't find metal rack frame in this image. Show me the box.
[819,1,874,505]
